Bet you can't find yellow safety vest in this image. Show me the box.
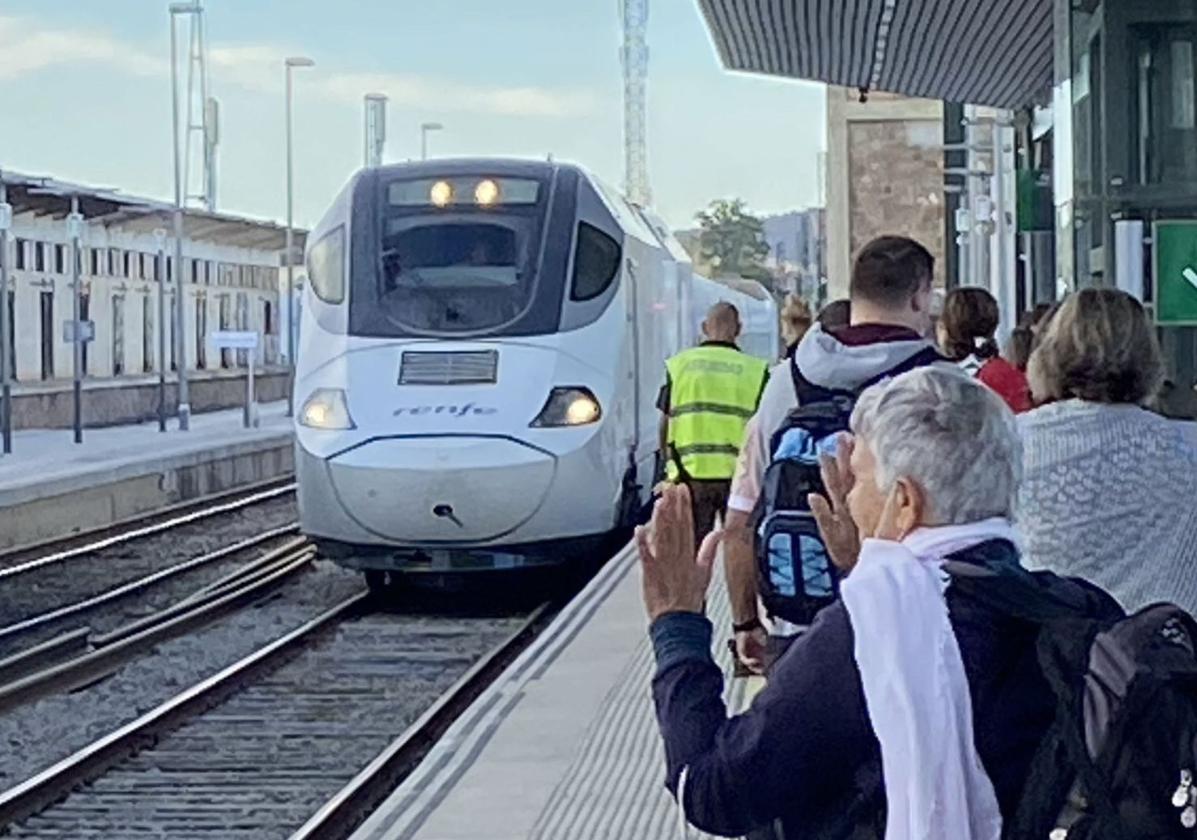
[665,344,768,481]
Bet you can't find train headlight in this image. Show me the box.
[429,180,453,207]
[531,387,601,428]
[299,388,356,430]
[475,179,499,206]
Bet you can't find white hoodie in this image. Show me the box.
[728,322,940,514]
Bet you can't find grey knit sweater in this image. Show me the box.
[1018,400,1197,616]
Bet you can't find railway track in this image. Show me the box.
[0,477,296,578]
[0,596,549,839]
[0,485,298,641]
[0,526,302,659]
[0,539,316,715]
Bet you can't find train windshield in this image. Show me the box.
[372,176,548,335]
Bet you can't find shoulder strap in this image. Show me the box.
[790,355,853,405]
[941,561,1105,625]
[857,346,944,393]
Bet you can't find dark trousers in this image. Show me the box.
[687,478,731,549]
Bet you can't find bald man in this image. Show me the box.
[657,302,770,548]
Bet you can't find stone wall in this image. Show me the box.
[824,88,945,298]
[847,119,947,287]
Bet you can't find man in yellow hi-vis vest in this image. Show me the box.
[657,302,769,548]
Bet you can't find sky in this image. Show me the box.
[0,1,826,232]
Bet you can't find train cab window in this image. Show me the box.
[377,221,530,333]
[308,226,345,304]
[570,222,621,302]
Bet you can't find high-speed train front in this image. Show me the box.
[295,159,662,574]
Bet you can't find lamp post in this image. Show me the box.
[0,173,11,455]
[68,199,84,445]
[420,122,444,161]
[154,227,168,432]
[284,55,314,418]
[169,1,200,431]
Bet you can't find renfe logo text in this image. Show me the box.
[393,403,498,418]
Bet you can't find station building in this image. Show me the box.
[1,172,306,428]
[698,0,1197,417]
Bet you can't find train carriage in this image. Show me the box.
[294,158,776,581]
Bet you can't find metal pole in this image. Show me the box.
[171,12,191,431]
[70,197,83,445]
[155,229,167,432]
[285,62,295,417]
[0,175,12,454]
[421,126,427,161]
[245,348,255,429]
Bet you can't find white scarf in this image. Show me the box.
[841,518,1017,840]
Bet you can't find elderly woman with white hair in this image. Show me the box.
[639,366,1111,840]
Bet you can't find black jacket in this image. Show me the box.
[649,540,1115,838]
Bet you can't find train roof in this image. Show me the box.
[361,157,583,183]
[709,275,774,301]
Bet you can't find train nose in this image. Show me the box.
[325,436,556,543]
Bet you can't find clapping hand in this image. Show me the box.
[637,485,723,623]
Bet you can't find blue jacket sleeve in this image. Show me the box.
[649,604,878,838]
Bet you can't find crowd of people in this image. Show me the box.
[642,235,1197,839]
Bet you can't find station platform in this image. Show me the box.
[0,403,294,551]
[350,541,754,840]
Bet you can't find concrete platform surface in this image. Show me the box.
[0,403,294,550]
[350,541,752,840]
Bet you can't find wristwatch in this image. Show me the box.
[732,618,763,634]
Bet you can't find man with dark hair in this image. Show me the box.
[723,235,942,676]
[849,235,936,308]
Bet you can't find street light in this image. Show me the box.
[154,227,168,432]
[421,122,444,161]
[284,55,314,418]
[169,1,200,431]
[67,201,84,445]
[0,172,11,455]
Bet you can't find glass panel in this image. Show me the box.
[388,177,539,208]
[112,297,124,377]
[143,296,153,373]
[377,218,536,333]
[570,223,621,301]
[195,295,207,369]
[1130,22,1197,185]
[39,291,53,380]
[307,226,345,304]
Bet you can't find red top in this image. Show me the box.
[976,357,1033,413]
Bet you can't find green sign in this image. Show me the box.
[1154,220,1197,325]
[1016,169,1053,233]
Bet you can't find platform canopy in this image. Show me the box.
[696,0,1054,109]
[2,170,306,254]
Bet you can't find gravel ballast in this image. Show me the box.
[0,560,362,791]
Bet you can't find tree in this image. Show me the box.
[695,199,772,286]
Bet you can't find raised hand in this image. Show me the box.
[808,433,861,573]
[637,485,721,622]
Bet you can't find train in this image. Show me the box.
[293,158,778,585]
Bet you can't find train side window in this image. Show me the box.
[308,226,345,304]
[570,222,620,302]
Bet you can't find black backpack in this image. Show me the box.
[946,564,1197,840]
[754,347,941,626]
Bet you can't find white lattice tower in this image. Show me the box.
[182,1,217,211]
[620,0,651,207]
